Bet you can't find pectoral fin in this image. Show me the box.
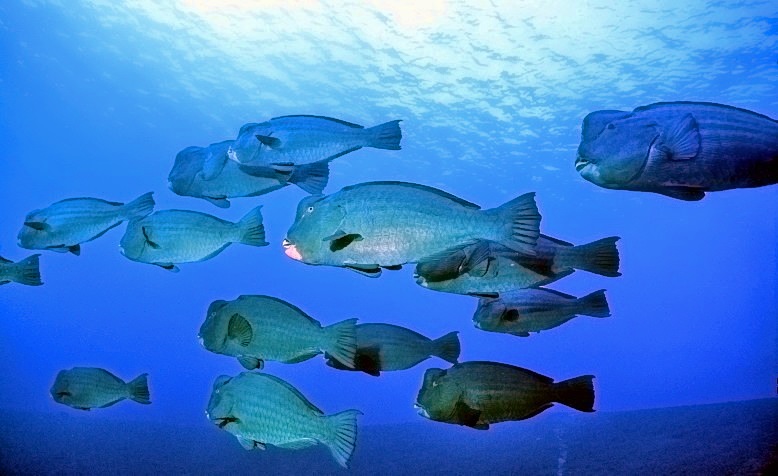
[324,230,363,252]
[655,113,701,161]
[201,150,229,180]
[48,244,81,256]
[353,347,382,377]
[142,227,161,249]
[453,397,485,429]
[227,313,253,347]
[24,221,48,231]
[256,134,282,148]
[345,264,382,278]
[237,355,263,370]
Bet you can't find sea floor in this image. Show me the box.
[1,398,775,475]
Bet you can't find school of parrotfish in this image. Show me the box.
[5,105,777,469]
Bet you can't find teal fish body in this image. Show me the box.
[168,142,329,208]
[198,295,357,370]
[230,115,402,166]
[474,288,611,337]
[0,254,42,286]
[415,361,595,429]
[284,181,541,277]
[206,372,361,468]
[324,323,460,376]
[576,101,778,200]
[415,235,620,297]
[17,192,155,255]
[119,206,267,272]
[50,367,150,410]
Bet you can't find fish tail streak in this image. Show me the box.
[127,373,151,405]
[13,254,43,286]
[122,192,155,221]
[289,161,330,195]
[553,375,595,413]
[432,331,461,364]
[324,318,358,369]
[493,192,541,255]
[237,205,268,247]
[568,236,621,277]
[578,289,611,318]
[324,409,361,468]
[367,120,402,150]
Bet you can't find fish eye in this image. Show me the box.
[307,206,314,213]
[502,309,520,322]
[606,123,615,130]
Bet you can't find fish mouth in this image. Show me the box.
[282,239,302,261]
[574,155,590,172]
[413,403,429,418]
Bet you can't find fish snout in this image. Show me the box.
[574,155,590,172]
[282,239,303,261]
[413,403,430,418]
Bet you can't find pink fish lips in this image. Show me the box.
[282,239,302,261]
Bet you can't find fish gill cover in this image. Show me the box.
[0,0,776,473]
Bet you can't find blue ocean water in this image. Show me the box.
[0,1,776,473]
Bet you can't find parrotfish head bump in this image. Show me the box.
[577,112,660,188]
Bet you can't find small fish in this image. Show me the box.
[415,361,594,429]
[198,295,357,370]
[473,288,611,337]
[575,101,778,200]
[283,181,541,277]
[17,192,155,255]
[119,205,267,272]
[204,115,402,178]
[415,235,620,297]
[324,324,460,376]
[50,367,150,410]
[0,254,42,286]
[206,372,361,468]
[168,141,329,208]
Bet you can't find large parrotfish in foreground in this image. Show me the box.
[575,101,778,200]
[283,181,541,277]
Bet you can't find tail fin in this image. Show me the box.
[431,331,461,364]
[367,120,402,150]
[565,237,621,277]
[236,205,268,247]
[127,373,151,405]
[553,375,595,413]
[13,254,43,286]
[323,409,361,468]
[323,318,358,369]
[289,161,330,194]
[577,289,611,318]
[122,192,155,220]
[490,192,541,255]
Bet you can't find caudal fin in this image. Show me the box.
[127,373,151,405]
[323,318,358,369]
[431,331,461,364]
[236,205,268,247]
[323,409,361,468]
[13,254,43,286]
[122,192,155,221]
[567,237,621,277]
[553,375,595,412]
[491,192,541,255]
[289,161,330,194]
[577,289,611,318]
[367,120,402,150]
